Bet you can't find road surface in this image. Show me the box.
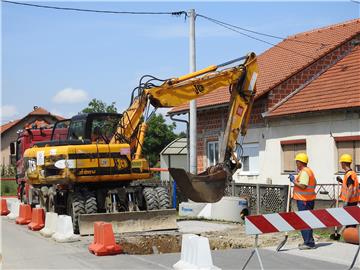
[1,217,353,269]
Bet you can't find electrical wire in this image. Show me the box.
[197,14,330,47]
[2,0,186,16]
[198,14,317,60]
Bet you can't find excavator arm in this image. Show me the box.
[114,52,258,203]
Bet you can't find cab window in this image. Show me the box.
[90,116,119,143]
[68,120,86,141]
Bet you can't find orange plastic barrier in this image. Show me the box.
[88,222,122,256]
[28,208,45,231]
[1,199,10,216]
[343,227,359,245]
[16,204,32,225]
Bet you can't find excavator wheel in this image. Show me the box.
[67,192,85,234]
[143,188,158,210]
[154,187,170,209]
[84,190,98,214]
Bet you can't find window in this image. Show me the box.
[238,143,259,173]
[90,115,120,143]
[207,141,219,167]
[281,140,306,173]
[68,120,86,141]
[335,137,360,173]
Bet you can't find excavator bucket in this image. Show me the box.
[169,168,227,203]
[78,209,177,236]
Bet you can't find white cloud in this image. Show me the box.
[1,105,18,119]
[50,109,75,119]
[52,88,89,104]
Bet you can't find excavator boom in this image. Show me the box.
[154,53,258,202]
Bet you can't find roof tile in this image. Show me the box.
[267,46,360,117]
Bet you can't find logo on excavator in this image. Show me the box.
[193,84,205,95]
[114,158,129,170]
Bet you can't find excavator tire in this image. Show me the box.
[84,190,98,214]
[154,187,170,209]
[143,188,158,210]
[68,192,85,234]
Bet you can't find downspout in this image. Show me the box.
[169,113,190,171]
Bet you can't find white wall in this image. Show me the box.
[160,154,187,182]
[233,110,360,185]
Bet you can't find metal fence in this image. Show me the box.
[228,183,338,214]
[229,183,289,214]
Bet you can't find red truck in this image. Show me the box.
[10,126,53,204]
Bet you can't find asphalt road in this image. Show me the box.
[1,217,351,269]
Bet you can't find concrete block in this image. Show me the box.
[7,200,20,220]
[52,215,79,243]
[173,234,220,270]
[40,212,58,237]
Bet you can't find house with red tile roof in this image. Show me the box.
[0,106,64,166]
[169,18,360,185]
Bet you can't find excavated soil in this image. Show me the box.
[115,221,335,255]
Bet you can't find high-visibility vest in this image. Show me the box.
[293,167,317,201]
[340,170,359,203]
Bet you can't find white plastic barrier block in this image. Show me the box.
[52,215,79,243]
[173,234,221,270]
[7,200,20,220]
[40,212,58,237]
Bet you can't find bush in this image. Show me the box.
[0,181,17,196]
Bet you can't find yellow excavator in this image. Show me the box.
[23,52,258,234]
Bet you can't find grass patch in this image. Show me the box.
[0,181,17,196]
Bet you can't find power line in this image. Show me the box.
[2,0,186,16]
[197,14,317,60]
[197,14,329,47]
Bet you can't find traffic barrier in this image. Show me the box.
[243,206,360,270]
[28,208,45,231]
[15,204,32,225]
[88,222,122,256]
[343,227,359,245]
[52,215,80,243]
[40,212,58,237]
[1,199,10,215]
[173,234,220,270]
[7,200,20,220]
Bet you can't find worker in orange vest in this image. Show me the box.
[336,154,359,208]
[289,153,317,250]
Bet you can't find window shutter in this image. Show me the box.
[337,141,355,172]
[283,144,295,172]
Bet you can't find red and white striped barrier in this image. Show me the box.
[245,206,360,235]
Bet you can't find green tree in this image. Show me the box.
[143,114,178,167]
[81,98,117,114]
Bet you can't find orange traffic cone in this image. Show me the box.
[89,222,122,256]
[28,208,45,231]
[16,204,32,225]
[0,199,10,216]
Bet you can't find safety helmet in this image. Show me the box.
[339,154,352,163]
[295,153,308,164]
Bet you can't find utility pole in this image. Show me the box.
[188,9,197,175]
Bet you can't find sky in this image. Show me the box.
[1,1,359,132]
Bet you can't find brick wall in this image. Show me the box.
[196,107,227,172]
